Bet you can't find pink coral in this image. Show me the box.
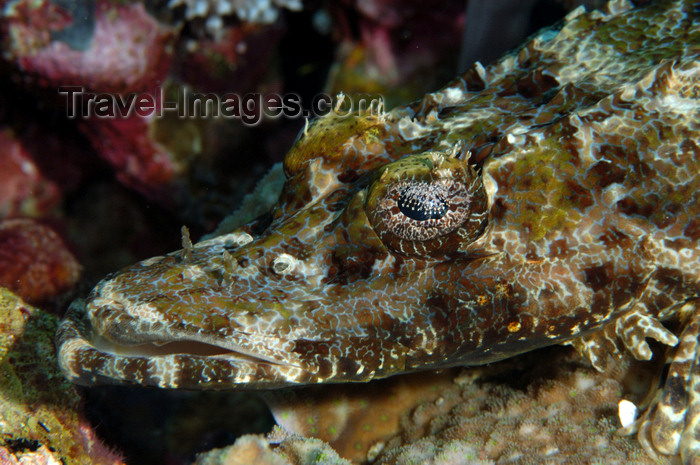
[0,218,80,303]
[0,129,61,219]
[4,0,181,202]
[8,0,176,94]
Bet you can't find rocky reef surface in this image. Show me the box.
[194,348,670,465]
[0,287,124,464]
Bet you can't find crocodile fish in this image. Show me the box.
[58,0,699,462]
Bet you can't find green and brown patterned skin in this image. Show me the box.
[58,0,699,461]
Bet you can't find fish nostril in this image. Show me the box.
[272,253,297,275]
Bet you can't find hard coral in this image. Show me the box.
[194,433,352,465]
[194,435,293,465]
[373,349,665,465]
[207,348,669,465]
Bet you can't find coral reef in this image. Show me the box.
[264,370,457,462]
[4,0,181,203]
[372,349,659,465]
[0,116,98,220]
[195,433,352,465]
[169,0,302,33]
[5,1,176,93]
[1,0,303,223]
[0,218,81,304]
[0,287,123,464]
[197,348,671,465]
[0,129,61,219]
[172,22,284,94]
[325,0,466,107]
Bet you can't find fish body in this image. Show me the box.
[58,0,699,461]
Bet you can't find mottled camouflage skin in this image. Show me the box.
[58,0,699,461]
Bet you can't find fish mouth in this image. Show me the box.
[56,299,315,389]
[88,332,292,365]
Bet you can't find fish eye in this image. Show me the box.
[365,152,489,257]
[377,178,468,241]
[396,181,448,223]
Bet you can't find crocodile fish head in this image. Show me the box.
[57,113,518,389]
[58,0,699,394]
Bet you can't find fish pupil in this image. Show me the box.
[397,183,448,221]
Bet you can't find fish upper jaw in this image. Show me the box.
[55,233,334,388]
[55,291,321,389]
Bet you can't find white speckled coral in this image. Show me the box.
[168,0,302,33]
